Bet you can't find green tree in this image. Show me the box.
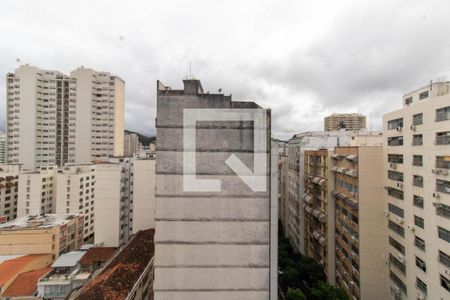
[310,282,348,300]
[286,288,306,300]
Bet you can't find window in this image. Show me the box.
[413,113,423,125]
[415,256,426,272]
[436,204,450,219]
[412,134,423,146]
[414,215,424,229]
[388,118,404,130]
[436,156,450,169]
[413,175,423,187]
[389,203,405,218]
[436,131,450,145]
[390,271,407,295]
[438,226,450,243]
[405,96,413,105]
[441,275,450,292]
[436,106,450,122]
[388,154,403,164]
[415,236,426,251]
[436,179,450,194]
[387,187,404,200]
[388,136,403,146]
[416,277,427,294]
[419,91,429,100]
[389,220,405,237]
[413,155,423,166]
[389,236,405,254]
[439,250,450,268]
[388,170,404,182]
[390,253,406,274]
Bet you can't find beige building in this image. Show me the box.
[94,157,155,247]
[332,146,387,300]
[383,81,450,300]
[124,132,142,157]
[0,164,20,222]
[0,214,84,261]
[55,165,96,242]
[17,165,57,217]
[324,113,366,131]
[6,65,124,170]
[304,149,335,284]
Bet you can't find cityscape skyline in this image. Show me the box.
[2,0,450,139]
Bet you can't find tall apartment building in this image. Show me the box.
[124,132,141,157]
[304,149,335,284]
[0,214,84,260]
[0,164,20,222]
[0,133,6,163]
[332,146,387,300]
[324,113,366,131]
[284,131,370,254]
[383,81,450,300]
[94,157,155,247]
[17,165,57,217]
[55,165,96,242]
[155,79,277,300]
[6,65,124,170]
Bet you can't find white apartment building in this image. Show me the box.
[55,165,96,242]
[0,133,6,164]
[124,132,141,157]
[383,80,450,300]
[94,157,155,247]
[6,65,124,170]
[17,165,57,217]
[0,164,20,222]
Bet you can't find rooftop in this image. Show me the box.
[79,247,116,267]
[0,254,50,288]
[2,267,52,297]
[0,214,80,230]
[52,251,86,268]
[73,229,155,300]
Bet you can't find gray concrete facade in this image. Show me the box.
[154,79,276,300]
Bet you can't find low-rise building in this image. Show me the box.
[37,251,89,300]
[0,214,84,260]
[71,229,155,300]
[1,267,52,300]
[0,254,52,298]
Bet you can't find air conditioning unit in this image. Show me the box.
[390,163,397,169]
[384,210,390,217]
[445,268,450,276]
[397,254,405,262]
[433,192,440,199]
[396,182,403,189]
[408,225,415,231]
[410,125,416,131]
[397,217,405,224]
[396,126,402,132]
[442,169,449,176]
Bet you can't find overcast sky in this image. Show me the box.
[1,0,450,140]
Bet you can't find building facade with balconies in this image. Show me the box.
[332,146,387,300]
[383,80,450,300]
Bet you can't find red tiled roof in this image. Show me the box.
[74,229,155,300]
[0,254,50,288]
[79,247,116,266]
[2,267,52,297]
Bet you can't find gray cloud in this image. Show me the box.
[1,0,450,140]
